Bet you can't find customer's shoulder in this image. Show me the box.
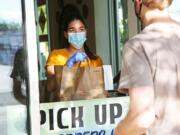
[124,34,143,48]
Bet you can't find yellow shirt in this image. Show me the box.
[46,48,103,67]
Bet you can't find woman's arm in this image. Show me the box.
[46,65,56,101]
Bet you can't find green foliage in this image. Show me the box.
[0,22,21,31]
[119,18,128,50]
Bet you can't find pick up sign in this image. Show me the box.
[40,97,129,135]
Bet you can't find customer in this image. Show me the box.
[10,47,27,104]
[46,14,103,99]
[115,0,180,135]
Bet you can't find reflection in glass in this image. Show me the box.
[0,0,28,134]
[117,0,129,51]
[0,0,25,104]
[113,0,129,88]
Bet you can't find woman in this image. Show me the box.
[46,14,103,101]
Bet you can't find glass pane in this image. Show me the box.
[113,0,129,90]
[39,41,49,79]
[0,0,28,134]
[38,5,48,35]
[36,2,50,80]
[117,0,129,51]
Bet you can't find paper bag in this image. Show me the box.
[53,65,108,101]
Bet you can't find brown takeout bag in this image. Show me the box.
[53,65,108,101]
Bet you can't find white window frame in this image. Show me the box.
[24,0,40,135]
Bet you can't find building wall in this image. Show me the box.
[94,0,111,65]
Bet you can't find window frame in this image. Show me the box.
[24,0,40,135]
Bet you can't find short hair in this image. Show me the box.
[142,0,173,10]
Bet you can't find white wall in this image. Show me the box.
[94,0,111,65]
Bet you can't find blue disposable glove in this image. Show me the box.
[66,52,87,67]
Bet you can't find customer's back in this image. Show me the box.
[128,20,180,135]
[115,0,180,135]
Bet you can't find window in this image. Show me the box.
[103,0,129,78]
[0,0,40,134]
[108,0,129,89]
[36,0,50,80]
[116,0,129,53]
[0,0,28,134]
[115,0,129,69]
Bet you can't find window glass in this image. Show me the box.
[117,0,129,52]
[37,1,50,80]
[112,0,129,89]
[0,0,28,134]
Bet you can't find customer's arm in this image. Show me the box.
[115,86,155,135]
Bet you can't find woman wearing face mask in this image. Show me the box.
[45,14,103,101]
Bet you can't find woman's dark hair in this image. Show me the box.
[62,12,97,60]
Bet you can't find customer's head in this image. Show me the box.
[133,0,173,25]
[142,0,173,10]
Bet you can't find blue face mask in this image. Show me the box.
[68,32,87,49]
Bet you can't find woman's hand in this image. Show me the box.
[46,66,56,91]
[66,51,87,67]
[46,65,55,75]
